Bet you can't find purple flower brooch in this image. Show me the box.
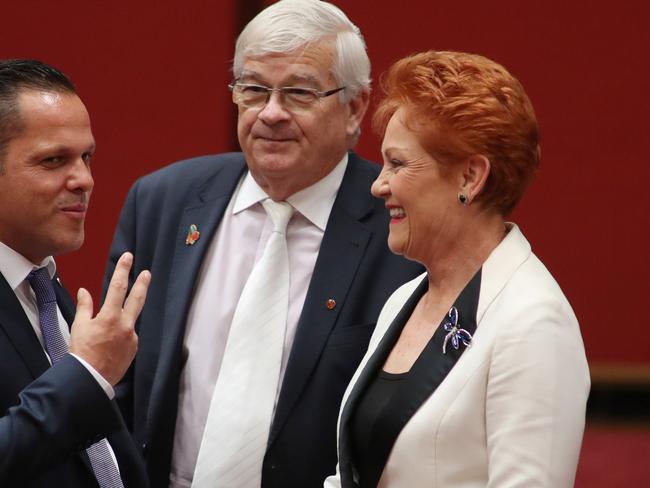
[442,306,473,354]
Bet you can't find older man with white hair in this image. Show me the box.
[105,1,423,487]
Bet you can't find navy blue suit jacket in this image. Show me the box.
[105,152,423,487]
[0,272,149,487]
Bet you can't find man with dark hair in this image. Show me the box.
[0,59,151,488]
[0,59,76,166]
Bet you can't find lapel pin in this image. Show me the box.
[185,224,201,246]
[442,306,473,354]
[326,299,336,310]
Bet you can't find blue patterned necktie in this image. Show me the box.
[27,268,125,488]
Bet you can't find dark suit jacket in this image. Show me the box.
[0,272,149,487]
[104,152,424,487]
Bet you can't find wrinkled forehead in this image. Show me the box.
[239,41,337,86]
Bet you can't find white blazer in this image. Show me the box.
[325,224,590,488]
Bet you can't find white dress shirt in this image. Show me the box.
[169,155,349,488]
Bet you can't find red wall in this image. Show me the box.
[2,1,649,365]
[1,0,237,300]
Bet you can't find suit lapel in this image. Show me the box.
[477,223,531,323]
[268,154,377,445]
[53,275,102,476]
[367,271,481,487]
[53,273,76,326]
[0,270,99,477]
[147,159,247,437]
[338,271,482,486]
[0,272,50,377]
[337,276,427,486]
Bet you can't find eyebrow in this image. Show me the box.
[381,147,403,158]
[239,70,322,87]
[31,141,97,158]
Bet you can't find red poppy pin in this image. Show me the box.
[185,224,200,245]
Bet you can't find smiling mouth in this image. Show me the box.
[61,203,87,213]
[389,207,406,218]
[257,137,294,143]
[253,130,296,141]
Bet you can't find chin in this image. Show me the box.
[387,240,405,256]
[55,234,85,256]
[253,154,299,175]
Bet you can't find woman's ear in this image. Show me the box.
[460,154,490,204]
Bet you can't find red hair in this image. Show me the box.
[374,51,540,215]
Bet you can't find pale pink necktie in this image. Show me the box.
[192,199,293,488]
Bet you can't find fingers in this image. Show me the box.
[101,251,150,321]
[123,270,151,321]
[103,252,133,309]
[74,287,94,323]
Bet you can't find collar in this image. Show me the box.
[476,222,531,323]
[0,241,57,290]
[233,153,349,231]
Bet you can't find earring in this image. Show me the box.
[458,193,468,205]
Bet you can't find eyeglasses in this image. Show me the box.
[229,82,346,111]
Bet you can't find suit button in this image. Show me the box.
[141,442,148,455]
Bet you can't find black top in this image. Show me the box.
[350,370,408,487]
[341,270,482,487]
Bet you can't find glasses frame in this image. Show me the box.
[228,81,346,110]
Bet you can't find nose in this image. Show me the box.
[257,91,291,124]
[371,166,390,198]
[67,158,94,194]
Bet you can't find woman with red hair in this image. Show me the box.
[325,51,589,488]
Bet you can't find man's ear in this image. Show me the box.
[345,88,370,139]
[460,154,491,204]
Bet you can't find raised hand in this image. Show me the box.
[69,252,150,385]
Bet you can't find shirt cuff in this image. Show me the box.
[69,353,115,399]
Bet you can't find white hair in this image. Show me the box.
[233,0,371,100]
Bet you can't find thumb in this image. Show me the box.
[74,288,94,322]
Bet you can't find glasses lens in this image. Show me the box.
[234,84,269,108]
[231,84,330,111]
[282,88,319,110]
